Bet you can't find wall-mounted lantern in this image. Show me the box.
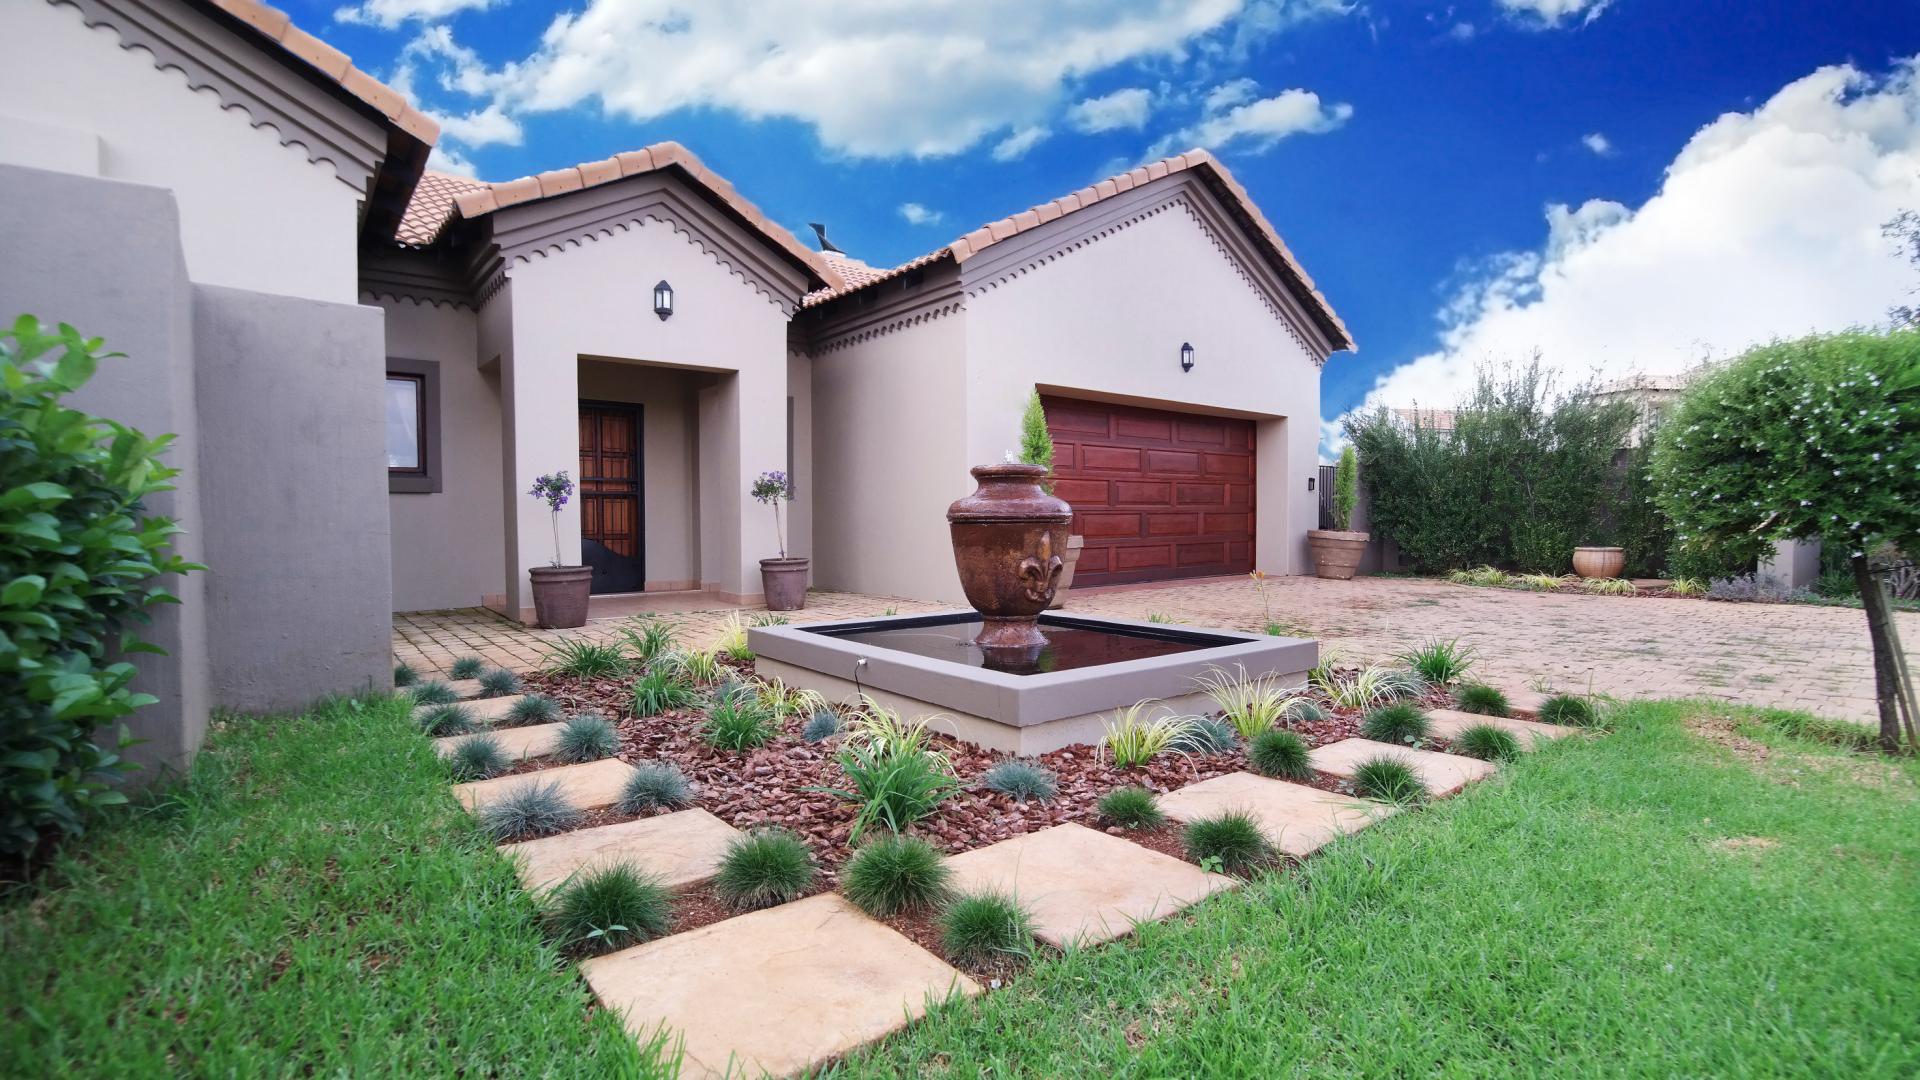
[1179,341,1195,372]
[1307,475,1316,492]
[653,280,674,321]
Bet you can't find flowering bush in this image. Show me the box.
[751,470,792,559]
[527,471,574,567]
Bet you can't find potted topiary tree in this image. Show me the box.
[1018,390,1083,608]
[527,471,591,628]
[753,470,809,610]
[1306,445,1369,579]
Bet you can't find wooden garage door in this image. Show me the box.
[1044,395,1255,587]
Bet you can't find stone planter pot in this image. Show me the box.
[1046,534,1085,610]
[760,557,810,611]
[948,463,1073,650]
[528,565,592,629]
[1307,529,1370,580]
[1572,546,1626,579]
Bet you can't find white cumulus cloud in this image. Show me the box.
[1581,131,1614,156]
[1497,0,1612,27]
[898,202,946,227]
[1330,60,1920,457]
[991,125,1053,162]
[1067,87,1155,133]
[334,0,493,28]
[1157,83,1352,156]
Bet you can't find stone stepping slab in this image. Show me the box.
[1498,688,1550,718]
[432,722,566,763]
[581,892,978,1079]
[500,808,742,894]
[943,822,1235,949]
[412,694,524,726]
[1426,708,1572,748]
[454,758,637,813]
[1308,738,1498,799]
[1158,772,1397,858]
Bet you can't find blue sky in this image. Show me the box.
[298,0,1920,452]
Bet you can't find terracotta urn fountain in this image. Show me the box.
[948,463,1074,657]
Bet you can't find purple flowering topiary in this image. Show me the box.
[529,471,574,566]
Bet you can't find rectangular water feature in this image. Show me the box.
[750,611,1317,755]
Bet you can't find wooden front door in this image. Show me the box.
[1043,395,1256,587]
[579,403,643,594]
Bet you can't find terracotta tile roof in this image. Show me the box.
[437,142,840,291]
[198,0,439,146]
[396,170,491,247]
[801,149,1353,352]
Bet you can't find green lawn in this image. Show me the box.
[6,697,1915,1078]
[1,696,665,1077]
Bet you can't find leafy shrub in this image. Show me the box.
[1096,786,1166,829]
[801,708,842,743]
[504,694,559,727]
[1453,683,1511,717]
[616,761,693,814]
[1100,702,1196,768]
[417,703,477,737]
[1168,715,1239,754]
[1193,665,1298,740]
[1247,729,1312,780]
[630,666,699,717]
[1362,702,1431,745]
[1017,388,1054,478]
[542,639,629,679]
[446,733,509,781]
[1183,812,1270,875]
[0,317,206,861]
[552,713,619,763]
[449,656,485,680]
[1398,638,1476,685]
[817,738,960,842]
[713,828,816,910]
[409,680,458,707]
[1583,577,1638,596]
[615,616,678,663]
[982,760,1057,803]
[840,833,951,917]
[392,663,418,688]
[546,863,671,955]
[1454,723,1521,762]
[1352,757,1425,805]
[1705,574,1812,604]
[702,696,779,751]
[476,668,521,698]
[1537,694,1600,727]
[479,780,582,841]
[940,891,1036,966]
[1332,443,1359,530]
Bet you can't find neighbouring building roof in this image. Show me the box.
[801,149,1354,353]
[1594,373,1690,395]
[399,142,840,292]
[1390,407,1456,431]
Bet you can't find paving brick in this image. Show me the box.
[501,809,741,893]
[1308,737,1498,798]
[1158,772,1396,857]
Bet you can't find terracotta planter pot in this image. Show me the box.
[1572,546,1626,579]
[1307,529,1370,580]
[528,565,592,629]
[1046,534,1086,610]
[948,463,1073,650]
[760,557,810,611]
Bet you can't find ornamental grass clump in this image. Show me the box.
[1247,729,1312,780]
[1183,811,1270,876]
[476,668,521,699]
[663,648,722,685]
[1097,786,1165,830]
[616,761,693,814]
[1453,682,1511,717]
[982,760,1057,803]
[1515,573,1566,592]
[840,833,951,918]
[1168,715,1239,754]
[504,694,559,727]
[818,735,960,842]
[479,780,582,841]
[392,663,418,688]
[1100,702,1196,768]
[940,891,1036,967]
[1584,577,1638,596]
[758,677,825,720]
[801,708,842,743]
[1398,637,1476,686]
[630,666,699,717]
[713,828,816,911]
[1352,757,1425,805]
[1538,693,1601,728]
[409,680,458,707]
[702,695,779,751]
[615,616,678,663]
[417,703,477,737]
[1454,723,1522,762]
[713,614,754,663]
[552,713,618,763]
[1193,665,1299,740]
[1362,702,1431,746]
[446,733,509,781]
[546,863,671,956]
[1312,664,1416,710]
[449,655,485,680]
[542,639,629,679]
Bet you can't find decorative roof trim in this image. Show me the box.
[805,301,964,355]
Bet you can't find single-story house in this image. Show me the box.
[0,0,1350,770]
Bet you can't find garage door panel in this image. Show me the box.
[1204,452,1252,477]
[1082,445,1144,471]
[1175,419,1228,446]
[1145,449,1203,474]
[1053,478,1110,506]
[1175,482,1227,506]
[1178,541,1229,567]
[1113,480,1172,505]
[1048,402,1113,434]
[1114,544,1174,572]
[1078,512,1142,540]
[1114,413,1173,441]
[1204,512,1251,534]
[1146,512,1201,536]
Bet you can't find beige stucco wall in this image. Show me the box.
[785,349,815,569]
[577,358,705,590]
[0,0,366,304]
[964,196,1324,579]
[379,296,508,613]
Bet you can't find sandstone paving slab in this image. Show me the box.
[1501,688,1550,718]
[454,758,637,813]
[1426,708,1572,748]
[445,678,484,699]
[1308,738,1498,798]
[1158,772,1397,858]
[433,722,565,762]
[581,893,978,1079]
[500,808,742,894]
[943,822,1236,949]
[412,694,524,725]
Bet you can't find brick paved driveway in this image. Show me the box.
[393,577,1916,725]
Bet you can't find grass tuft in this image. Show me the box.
[546,863,671,956]
[478,780,583,842]
[392,662,418,688]
[1100,702,1195,768]
[982,760,1058,803]
[476,668,522,699]
[1538,694,1601,728]
[1247,729,1312,780]
[702,695,780,751]
[1398,637,1477,685]
[661,649,722,685]
[1352,756,1425,805]
[940,891,1036,967]
[802,708,843,743]
[1584,577,1639,596]
[1169,715,1240,754]
[615,616,679,664]
[630,666,700,717]
[1362,702,1431,746]
[712,828,817,911]
[840,833,952,918]
[1182,811,1270,875]
[445,734,509,781]
[449,656,485,680]
[504,694,559,727]
[1454,723,1522,762]
[1453,682,1511,717]
[417,703,477,737]
[408,680,458,707]
[1096,786,1166,830]
[1194,665,1299,740]
[542,639,630,679]
[713,614,755,662]
[616,762,694,814]
[552,713,619,763]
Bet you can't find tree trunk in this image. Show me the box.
[1854,553,1916,753]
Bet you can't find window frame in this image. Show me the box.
[386,357,442,494]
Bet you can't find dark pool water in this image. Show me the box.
[807,614,1241,675]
